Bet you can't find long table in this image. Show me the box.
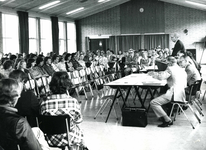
[104,73,167,123]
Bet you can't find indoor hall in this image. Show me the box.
[0,0,206,150]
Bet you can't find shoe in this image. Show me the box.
[158,120,173,127]
[83,147,89,150]
[158,117,165,122]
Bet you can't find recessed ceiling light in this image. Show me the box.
[185,1,206,7]
[66,7,84,15]
[0,0,6,1]
[39,1,60,9]
[98,0,110,3]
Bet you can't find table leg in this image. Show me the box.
[134,86,145,108]
[105,88,119,123]
[121,86,132,109]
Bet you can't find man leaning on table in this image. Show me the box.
[149,56,187,127]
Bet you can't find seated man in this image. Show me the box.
[178,55,201,86]
[124,49,136,76]
[0,78,42,150]
[149,56,187,127]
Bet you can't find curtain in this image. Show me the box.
[85,37,90,52]
[144,34,169,50]
[118,35,141,52]
[17,11,29,54]
[109,36,115,52]
[51,16,59,55]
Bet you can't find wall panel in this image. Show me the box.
[120,0,165,34]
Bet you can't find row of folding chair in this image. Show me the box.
[24,74,52,99]
[67,65,119,100]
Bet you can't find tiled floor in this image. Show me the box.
[78,66,206,150]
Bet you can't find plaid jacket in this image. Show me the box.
[40,94,83,147]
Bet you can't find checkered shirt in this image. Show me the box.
[40,94,83,147]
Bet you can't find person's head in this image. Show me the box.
[141,50,148,58]
[52,54,59,64]
[128,49,134,56]
[49,71,72,94]
[27,58,36,68]
[3,60,13,70]
[79,54,84,60]
[9,69,28,84]
[134,50,140,57]
[178,55,188,68]
[177,50,186,59]
[9,54,17,61]
[158,50,163,57]
[64,53,72,62]
[44,56,52,65]
[118,50,122,55]
[17,60,26,70]
[100,50,105,56]
[167,56,177,66]
[171,33,180,43]
[36,56,44,66]
[0,78,22,106]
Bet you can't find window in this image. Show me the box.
[40,19,52,56]
[2,14,19,54]
[59,22,66,55]
[67,22,77,53]
[29,18,38,54]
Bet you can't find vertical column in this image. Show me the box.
[0,12,3,53]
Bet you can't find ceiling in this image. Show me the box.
[0,0,206,20]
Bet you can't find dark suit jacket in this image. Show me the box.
[172,40,185,56]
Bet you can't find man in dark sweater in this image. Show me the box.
[171,33,185,56]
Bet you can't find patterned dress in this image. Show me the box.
[40,94,84,147]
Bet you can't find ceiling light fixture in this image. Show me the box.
[185,0,206,7]
[66,7,84,15]
[39,1,60,9]
[0,0,6,1]
[98,0,111,3]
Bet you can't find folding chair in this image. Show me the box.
[37,115,71,150]
[24,78,40,98]
[169,82,202,129]
[79,69,94,97]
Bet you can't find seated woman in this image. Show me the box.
[0,78,42,150]
[40,71,88,150]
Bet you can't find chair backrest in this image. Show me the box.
[187,80,201,102]
[37,115,70,135]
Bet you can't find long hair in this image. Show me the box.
[49,71,72,94]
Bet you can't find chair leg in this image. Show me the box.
[188,104,201,124]
[88,84,94,97]
[177,104,195,129]
[202,90,206,101]
[192,101,204,116]
[94,98,110,119]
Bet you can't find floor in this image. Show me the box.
[77,65,206,150]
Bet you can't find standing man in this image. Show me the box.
[149,56,187,127]
[171,33,185,56]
